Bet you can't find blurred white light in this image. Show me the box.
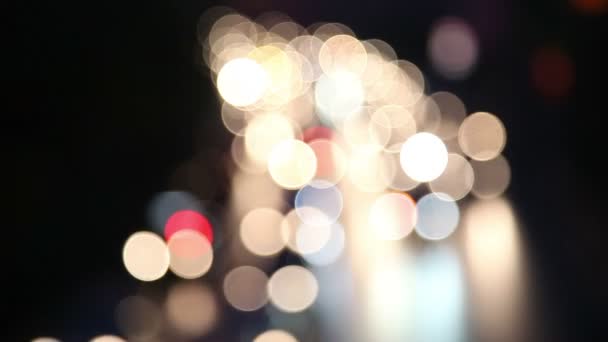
[122,231,169,282]
[244,113,297,167]
[240,208,286,257]
[400,132,448,182]
[295,220,332,255]
[268,139,317,190]
[368,192,417,240]
[315,71,364,125]
[217,58,269,107]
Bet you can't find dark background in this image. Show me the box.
[8,0,608,340]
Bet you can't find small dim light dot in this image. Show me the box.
[122,231,169,282]
[166,282,218,337]
[571,0,608,15]
[268,265,319,313]
[115,296,162,340]
[428,17,479,80]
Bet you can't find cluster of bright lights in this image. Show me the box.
[33,8,513,342]
[207,9,510,246]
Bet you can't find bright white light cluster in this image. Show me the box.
[82,8,514,342]
[203,8,510,246]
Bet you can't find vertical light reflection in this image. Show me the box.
[367,244,413,341]
[413,245,466,342]
[340,169,413,341]
[310,259,358,342]
[463,197,527,342]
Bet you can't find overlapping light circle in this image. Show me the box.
[111,11,516,341]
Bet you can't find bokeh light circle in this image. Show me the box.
[400,132,448,182]
[240,207,286,256]
[147,191,203,233]
[415,192,460,240]
[217,58,269,107]
[245,113,297,167]
[315,71,365,125]
[295,220,332,255]
[254,329,299,342]
[122,231,169,282]
[295,181,343,226]
[348,144,395,192]
[268,265,319,313]
[458,112,506,161]
[223,266,269,311]
[470,155,511,199]
[428,17,478,80]
[429,153,474,200]
[167,229,214,279]
[115,296,162,340]
[164,209,214,244]
[301,222,345,266]
[368,192,417,240]
[165,282,218,337]
[268,139,317,189]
